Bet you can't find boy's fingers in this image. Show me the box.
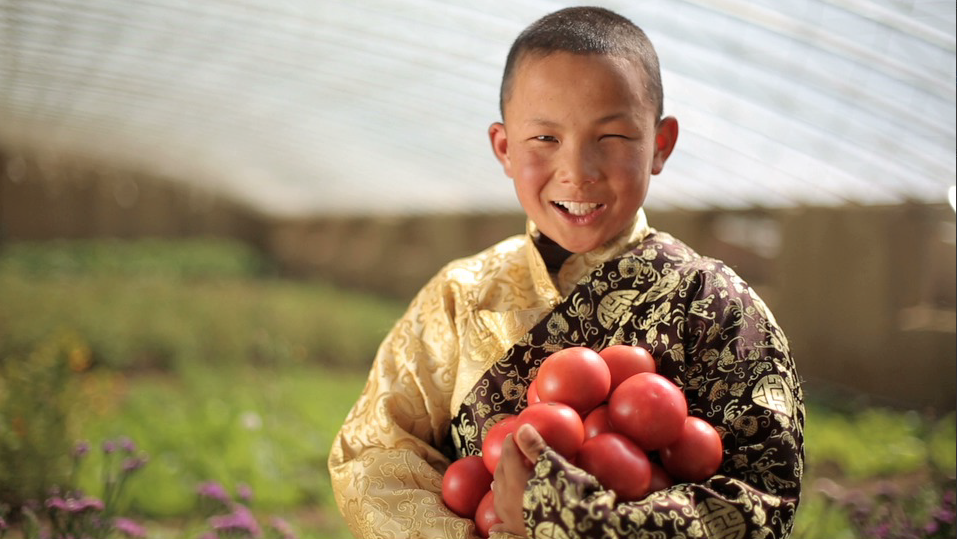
[494,434,514,480]
[497,433,520,474]
[514,424,546,462]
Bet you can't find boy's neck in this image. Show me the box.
[533,232,574,274]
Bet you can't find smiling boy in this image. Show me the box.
[488,51,676,255]
[329,7,804,539]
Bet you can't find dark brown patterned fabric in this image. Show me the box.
[447,230,805,538]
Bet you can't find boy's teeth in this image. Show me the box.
[555,201,600,216]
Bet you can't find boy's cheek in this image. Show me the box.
[514,158,551,184]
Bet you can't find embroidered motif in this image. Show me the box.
[699,498,747,539]
[597,290,640,328]
[752,374,794,416]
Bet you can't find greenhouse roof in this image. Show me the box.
[1,0,954,215]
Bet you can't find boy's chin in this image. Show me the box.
[551,236,606,254]
[535,218,626,253]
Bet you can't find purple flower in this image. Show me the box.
[122,455,149,473]
[73,440,91,459]
[870,522,891,538]
[46,496,68,511]
[209,504,261,537]
[114,517,147,538]
[78,496,105,513]
[103,440,117,454]
[236,483,253,503]
[934,506,957,525]
[0,514,7,530]
[196,481,231,503]
[47,496,104,513]
[118,436,136,454]
[268,517,297,539]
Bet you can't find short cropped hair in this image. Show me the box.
[499,6,664,121]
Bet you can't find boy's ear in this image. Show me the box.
[488,122,513,177]
[652,116,679,175]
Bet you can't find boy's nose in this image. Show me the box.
[557,145,600,185]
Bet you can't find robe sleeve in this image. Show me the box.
[328,273,510,539]
[522,263,805,538]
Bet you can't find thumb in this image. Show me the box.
[514,424,547,462]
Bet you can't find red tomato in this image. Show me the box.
[474,489,500,538]
[576,433,652,502]
[647,462,674,493]
[598,345,656,391]
[536,347,611,414]
[516,402,585,458]
[527,379,541,406]
[582,404,613,440]
[441,456,493,518]
[608,372,688,451]
[481,415,519,474]
[660,416,724,482]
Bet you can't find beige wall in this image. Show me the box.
[2,148,954,408]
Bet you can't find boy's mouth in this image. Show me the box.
[552,201,604,216]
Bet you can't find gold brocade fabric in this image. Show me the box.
[327,209,805,539]
[327,212,649,538]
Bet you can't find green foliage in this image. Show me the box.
[929,413,957,472]
[0,238,268,279]
[804,402,954,478]
[791,493,857,539]
[73,367,366,524]
[0,240,405,372]
[0,239,393,537]
[793,401,957,539]
[0,331,83,508]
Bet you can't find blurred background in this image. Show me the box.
[1,1,954,538]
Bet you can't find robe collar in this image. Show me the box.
[526,209,652,299]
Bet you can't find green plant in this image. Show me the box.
[795,475,956,539]
[792,401,957,539]
[67,365,366,537]
[0,330,87,509]
[0,436,307,539]
[194,481,300,539]
[0,436,148,539]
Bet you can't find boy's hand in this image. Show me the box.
[489,424,547,537]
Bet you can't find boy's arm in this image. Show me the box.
[518,270,805,538]
[327,277,490,539]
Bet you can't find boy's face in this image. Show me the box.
[490,52,677,254]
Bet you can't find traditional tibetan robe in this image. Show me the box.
[328,210,805,539]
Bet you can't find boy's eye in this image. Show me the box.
[601,134,632,140]
[534,135,559,143]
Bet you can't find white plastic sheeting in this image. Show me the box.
[0,0,954,215]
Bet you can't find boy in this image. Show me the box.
[328,7,804,539]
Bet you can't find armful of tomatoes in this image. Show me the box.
[441,345,723,538]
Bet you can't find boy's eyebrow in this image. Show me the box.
[526,117,561,128]
[595,112,634,124]
[525,112,635,128]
